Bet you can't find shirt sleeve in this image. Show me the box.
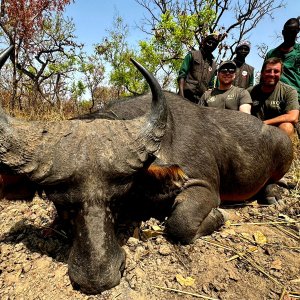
[285,85,300,112]
[177,52,192,80]
[239,89,253,105]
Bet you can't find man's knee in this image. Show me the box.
[278,122,295,137]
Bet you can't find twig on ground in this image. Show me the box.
[200,238,284,288]
[152,285,219,300]
[230,220,299,226]
[273,224,300,241]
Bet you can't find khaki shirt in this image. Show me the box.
[248,81,299,120]
[199,86,252,111]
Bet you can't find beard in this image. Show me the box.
[263,80,277,87]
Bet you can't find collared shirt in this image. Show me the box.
[199,85,252,110]
[248,81,299,120]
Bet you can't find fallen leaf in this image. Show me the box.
[224,220,232,228]
[253,231,267,245]
[175,274,195,286]
[151,225,162,231]
[270,259,282,270]
[133,227,140,239]
[141,229,162,239]
[247,246,258,253]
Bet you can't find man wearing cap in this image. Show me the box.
[265,17,300,103]
[178,33,220,103]
[248,57,299,137]
[199,60,252,113]
[233,40,254,88]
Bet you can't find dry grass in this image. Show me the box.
[287,134,300,196]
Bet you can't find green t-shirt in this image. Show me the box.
[199,86,252,110]
[248,81,299,120]
[265,43,300,102]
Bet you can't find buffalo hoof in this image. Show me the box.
[257,183,281,205]
[258,196,278,205]
[166,207,229,244]
[194,207,229,239]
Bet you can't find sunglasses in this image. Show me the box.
[219,68,235,74]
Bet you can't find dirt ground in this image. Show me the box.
[0,170,299,300]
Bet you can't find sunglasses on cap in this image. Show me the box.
[219,68,235,74]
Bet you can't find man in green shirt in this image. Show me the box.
[265,17,300,103]
[199,60,252,113]
[178,33,221,103]
[248,57,299,137]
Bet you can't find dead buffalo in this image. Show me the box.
[0,46,293,294]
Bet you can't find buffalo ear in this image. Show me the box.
[145,162,188,188]
[0,45,14,70]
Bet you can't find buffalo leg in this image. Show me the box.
[256,183,281,205]
[165,186,225,244]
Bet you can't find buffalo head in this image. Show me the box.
[0,46,168,293]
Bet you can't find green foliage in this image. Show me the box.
[71,80,86,100]
[93,2,219,92]
[95,15,150,95]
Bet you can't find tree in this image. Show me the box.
[0,0,74,110]
[15,13,81,109]
[96,15,151,96]
[79,52,105,112]
[134,0,285,89]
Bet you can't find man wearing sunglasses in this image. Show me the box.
[248,57,299,137]
[199,60,252,113]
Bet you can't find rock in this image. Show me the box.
[127,237,140,247]
[158,245,172,256]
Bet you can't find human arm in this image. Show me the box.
[238,89,252,114]
[265,85,300,125]
[178,78,185,97]
[263,109,299,126]
[239,104,251,114]
[178,53,192,97]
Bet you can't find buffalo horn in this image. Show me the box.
[0,45,14,70]
[122,59,167,172]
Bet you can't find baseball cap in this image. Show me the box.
[218,60,237,71]
[203,32,221,42]
[236,40,251,50]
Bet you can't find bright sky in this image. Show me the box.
[64,0,299,74]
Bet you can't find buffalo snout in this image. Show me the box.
[68,246,126,294]
[67,203,126,294]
